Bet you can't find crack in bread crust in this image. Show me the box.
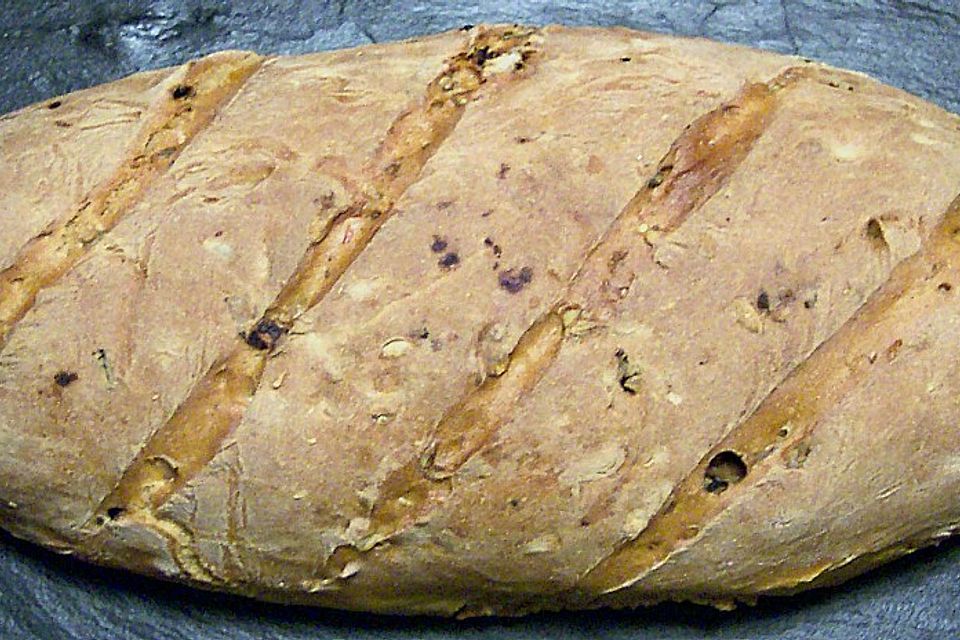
[80,26,544,554]
[364,66,807,548]
[0,51,265,352]
[571,192,960,602]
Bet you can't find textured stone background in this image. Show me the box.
[1,1,958,639]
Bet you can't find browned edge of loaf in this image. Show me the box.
[568,191,960,605]
[0,51,265,351]
[77,26,545,581]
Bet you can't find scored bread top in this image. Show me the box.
[0,24,959,617]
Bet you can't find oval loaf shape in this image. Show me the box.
[1,24,959,617]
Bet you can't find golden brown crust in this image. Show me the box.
[0,51,264,350]
[575,193,960,602]
[0,67,172,273]
[83,23,542,560]
[0,24,959,616]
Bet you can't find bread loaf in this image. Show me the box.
[0,24,959,617]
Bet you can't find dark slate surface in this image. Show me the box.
[0,1,958,638]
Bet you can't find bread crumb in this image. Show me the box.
[372,412,395,425]
[339,561,361,579]
[380,338,412,359]
[482,51,523,76]
[732,297,764,334]
[643,229,663,247]
[559,444,627,494]
[911,131,950,147]
[523,533,561,554]
[831,142,862,161]
[201,237,233,259]
[302,579,335,594]
[623,510,652,536]
[344,278,379,302]
[271,372,287,389]
[560,306,582,328]
[560,307,600,337]
[489,356,510,377]
[345,517,370,540]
